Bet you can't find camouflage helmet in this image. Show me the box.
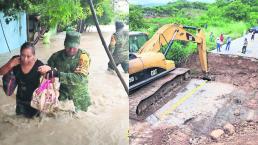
[115,21,124,31]
[64,31,80,48]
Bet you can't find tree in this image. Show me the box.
[240,0,257,5]
[0,0,113,42]
[0,0,34,24]
[223,0,251,21]
[129,5,146,31]
[83,0,113,25]
[215,0,233,7]
[34,0,85,28]
[0,0,106,27]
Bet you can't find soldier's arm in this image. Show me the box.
[47,54,56,68]
[59,72,85,85]
[108,34,116,53]
[37,53,58,75]
[59,53,90,85]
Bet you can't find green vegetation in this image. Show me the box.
[129,5,146,30]
[0,0,115,43]
[161,42,197,64]
[129,0,257,64]
[0,0,114,27]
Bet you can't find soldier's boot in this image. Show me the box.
[107,61,117,75]
[107,67,116,75]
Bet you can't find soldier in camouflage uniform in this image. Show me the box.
[28,13,41,42]
[107,21,129,73]
[38,31,91,111]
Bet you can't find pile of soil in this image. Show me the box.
[182,53,258,91]
[130,53,258,145]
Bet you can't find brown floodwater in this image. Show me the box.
[0,30,129,145]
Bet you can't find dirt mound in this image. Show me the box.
[183,53,258,91]
[203,121,258,145]
[181,53,258,144]
[130,53,258,145]
[129,123,191,145]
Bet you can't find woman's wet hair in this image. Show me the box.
[20,42,35,55]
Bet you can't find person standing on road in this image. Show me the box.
[220,33,224,49]
[216,37,221,52]
[209,32,214,42]
[242,38,248,54]
[28,13,41,42]
[251,31,255,41]
[225,36,231,51]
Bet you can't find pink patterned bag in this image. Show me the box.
[31,75,60,113]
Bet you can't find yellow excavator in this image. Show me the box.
[129,24,210,120]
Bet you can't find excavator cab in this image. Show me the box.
[129,32,148,53]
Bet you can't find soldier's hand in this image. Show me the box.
[38,65,52,74]
[45,69,59,79]
[110,35,116,46]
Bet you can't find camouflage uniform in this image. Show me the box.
[108,22,129,73]
[28,14,40,42]
[48,31,91,111]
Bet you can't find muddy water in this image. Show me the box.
[0,31,129,145]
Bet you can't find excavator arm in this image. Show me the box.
[129,24,211,120]
[138,24,208,74]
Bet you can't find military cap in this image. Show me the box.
[64,31,80,48]
[115,21,124,30]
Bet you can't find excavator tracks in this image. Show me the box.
[129,68,190,121]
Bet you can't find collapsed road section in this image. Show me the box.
[130,53,258,145]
